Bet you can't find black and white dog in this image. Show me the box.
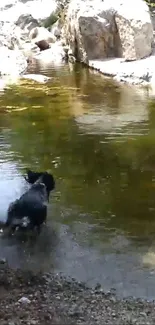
[24,169,55,201]
[5,170,55,234]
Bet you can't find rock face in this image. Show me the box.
[115,0,153,61]
[64,0,153,62]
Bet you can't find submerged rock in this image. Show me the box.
[22,74,51,83]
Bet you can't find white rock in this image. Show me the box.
[0,47,27,76]
[114,0,153,60]
[34,42,67,65]
[18,297,31,304]
[0,22,22,50]
[30,27,56,50]
[0,0,58,23]
[19,42,40,58]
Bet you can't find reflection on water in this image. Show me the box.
[0,62,155,298]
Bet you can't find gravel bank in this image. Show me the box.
[0,265,155,325]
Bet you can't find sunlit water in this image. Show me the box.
[0,61,155,299]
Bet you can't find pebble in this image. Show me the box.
[110,296,116,303]
[18,297,31,304]
[139,312,147,317]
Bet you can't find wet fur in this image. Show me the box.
[6,171,55,234]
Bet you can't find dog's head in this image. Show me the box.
[25,169,55,195]
[38,172,55,193]
[24,169,43,184]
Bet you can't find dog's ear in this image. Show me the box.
[26,170,44,184]
[24,169,37,184]
[43,172,55,192]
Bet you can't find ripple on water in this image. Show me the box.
[0,62,154,299]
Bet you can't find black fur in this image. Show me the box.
[6,171,55,234]
[25,169,55,200]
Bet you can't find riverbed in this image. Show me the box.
[0,61,155,300]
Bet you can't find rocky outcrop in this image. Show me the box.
[115,0,153,61]
[64,0,153,62]
[0,0,154,87]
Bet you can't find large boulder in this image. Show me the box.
[115,0,153,61]
[64,0,153,62]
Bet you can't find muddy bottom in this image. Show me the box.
[1,265,155,325]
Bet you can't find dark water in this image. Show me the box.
[1,61,155,299]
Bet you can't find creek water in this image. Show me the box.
[0,61,155,299]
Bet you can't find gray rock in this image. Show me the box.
[16,14,40,33]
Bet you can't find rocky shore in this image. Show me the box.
[0,265,155,325]
[0,0,155,89]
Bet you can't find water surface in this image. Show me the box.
[0,62,155,299]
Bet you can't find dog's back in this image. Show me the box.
[7,182,48,231]
[6,170,55,233]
